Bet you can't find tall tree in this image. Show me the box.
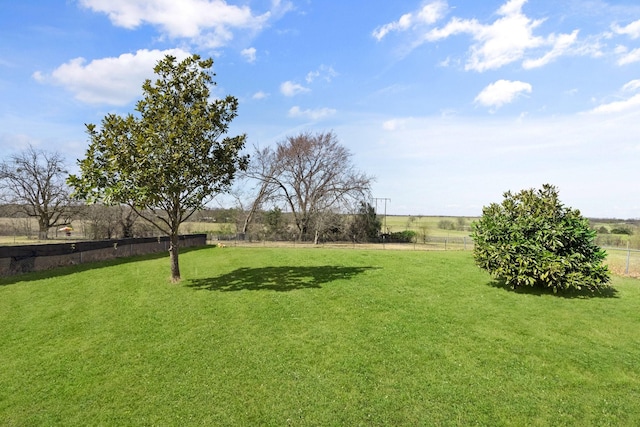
[68,54,248,282]
[247,131,373,241]
[0,145,77,239]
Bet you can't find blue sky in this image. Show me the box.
[2,0,640,218]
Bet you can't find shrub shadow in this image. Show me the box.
[486,280,619,299]
[187,265,379,292]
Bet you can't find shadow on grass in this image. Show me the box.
[486,280,619,299]
[0,246,210,287]
[187,265,379,292]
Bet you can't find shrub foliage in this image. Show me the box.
[472,184,610,293]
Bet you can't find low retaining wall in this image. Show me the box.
[0,234,206,277]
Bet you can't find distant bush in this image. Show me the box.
[596,226,609,235]
[438,218,470,231]
[438,220,456,231]
[611,226,633,235]
[386,230,417,243]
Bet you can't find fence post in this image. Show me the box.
[626,241,630,275]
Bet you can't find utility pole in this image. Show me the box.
[372,197,391,238]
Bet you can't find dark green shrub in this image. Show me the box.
[611,226,633,235]
[386,230,417,243]
[349,202,381,242]
[265,207,288,237]
[471,184,610,293]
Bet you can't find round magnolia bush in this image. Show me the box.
[471,184,610,293]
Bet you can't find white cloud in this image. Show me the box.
[382,119,408,131]
[288,106,336,121]
[241,47,257,63]
[612,19,640,39]
[622,79,640,92]
[31,71,45,83]
[614,45,627,55]
[43,48,190,105]
[372,0,447,41]
[78,0,284,48]
[252,91,269,100]
[475,79,532,109]
[589,80,640,113]
[280,81,310,97]
[426,0,547,71]
[617,47,640,65]
[522,30,579,69]
[305,65,338,83]
[590,94,640,114]
[379,0,582,72]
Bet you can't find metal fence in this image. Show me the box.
[602,247,640,278]
[209,233,472,249]
[210,233,640,278]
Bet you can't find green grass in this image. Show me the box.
[1,247,640,425]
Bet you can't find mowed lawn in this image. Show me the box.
[1,248,639,426]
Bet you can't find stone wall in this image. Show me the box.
[0,234,206,277]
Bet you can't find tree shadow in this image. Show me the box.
[187,265,379,292]
[486,279,619,299]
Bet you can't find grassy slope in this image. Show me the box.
[1,248,639,425]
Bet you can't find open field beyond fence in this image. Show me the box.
[1,247,639,425]
[2,216,640,277]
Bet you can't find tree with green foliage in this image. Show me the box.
[471,184,610,293]
[349,202,381,242]
[68,54,248,282]
[264,207,287,238]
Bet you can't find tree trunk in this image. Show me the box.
[242,180,270,234]
[38,221,49,240]
[169,233,181,282]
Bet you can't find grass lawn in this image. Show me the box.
[1,247,639,425]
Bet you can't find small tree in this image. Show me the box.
[472,184,610,293]
[349,202,381,242]
[264,207,287,238]
[69,54,247,282]
[0,145,79,239]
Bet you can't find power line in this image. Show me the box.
[372,197,390,233]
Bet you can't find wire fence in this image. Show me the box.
[602,247,640,278]
[2,219,637,278]
[210,234,640,278]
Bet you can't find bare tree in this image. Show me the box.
[0,145,79,239]
[82,204,143,240]
[232,152,280,237]
[83,204,119,240]
[247,131,373,242]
